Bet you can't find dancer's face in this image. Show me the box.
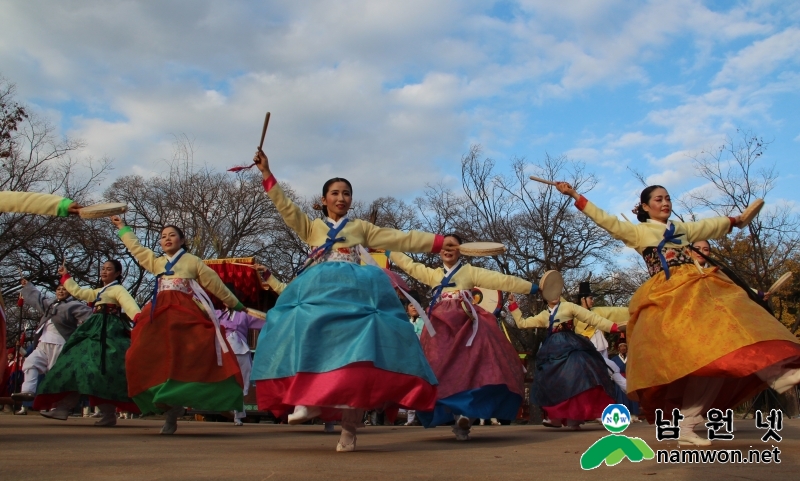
[321,181,352,220]
[642,187,672,223]
[160,227,185,256]
[439,236,461,267]
[55,285,69,301]
[100,261,120,285]
[691,240,711,263]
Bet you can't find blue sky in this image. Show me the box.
[2,0,799,223]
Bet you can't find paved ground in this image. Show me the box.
[0,414,797,480]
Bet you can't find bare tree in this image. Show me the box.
[683,130,800,329]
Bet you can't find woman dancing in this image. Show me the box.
[556,182,800,446]
[34,261,141,426]
[508,282,624,430]
[111,217,246,435]
[388,239,537,441]
[249,149,453,452]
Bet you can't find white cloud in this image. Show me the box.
[713,28,800,86]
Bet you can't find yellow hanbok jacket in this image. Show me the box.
[574,195,800,414]
[509,301,616,333]
[389,252,536,295]
[264,178,443,253]
[117,227,241,309]
[574,306,629,338]
[0,191,73,216]
[63,278,141,316]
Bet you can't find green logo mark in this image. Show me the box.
[580,404,655,470]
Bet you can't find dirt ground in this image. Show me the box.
[0,414,797,480]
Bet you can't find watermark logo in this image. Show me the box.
[580,404,655,470]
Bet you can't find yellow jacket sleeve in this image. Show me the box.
[0,191,73,217]
[567,303,616,333]
[510,307,549,329]
[468,265,535,295]
[680,216,734,243]
[264,182,314,243]
[118,227,162,274]
[196,259,240,309]
[579,198,640,248]
[389,252,441,287]
[62,278,98,303]
[262,274,287,294]
[592,306,629,325]
[363,222,440,253]
[109,286,141,316]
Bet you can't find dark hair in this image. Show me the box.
[320,177,353,217]
[444,233,464,245]
[635,185,666,222]
[105,259,124,283]
[161,224,186,240]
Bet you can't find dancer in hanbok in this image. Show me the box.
[110,217,246,435]
[13,279,92,403]
[215,299,264,426]
[573,281,637,418]
[388,240,537,441]
[33,261,140,426]
[556,182,800,445]
[508,272,624,429]
[249,148,452,452]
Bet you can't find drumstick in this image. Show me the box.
[620,213,631,222]
[228,262,257,268]
[529,175,558,186]
[259,112,271,149]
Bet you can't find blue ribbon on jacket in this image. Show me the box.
[150,250,186,317]
[656,222,684,280]
[296,218,350,276]
[427,260,464,316]
[94,280,120,304]
[546,302,561,339]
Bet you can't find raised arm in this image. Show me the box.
[112,217,161,274]
[0,192,78,217]
[469,265,538,295]
[20,283,50,316]
[252,149,314,241]
[60,277,98,304]
[389,252,441,287]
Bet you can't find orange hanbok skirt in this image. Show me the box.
[627,264,800,422]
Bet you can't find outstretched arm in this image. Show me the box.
[469,265,538,295]
[0,191,81,217]
[389,252,440,287]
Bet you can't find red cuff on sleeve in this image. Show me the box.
[610,323,619,334]
[59,273,71,285]
[727,217,736,233]
[431,234,444,253]
[575,195,588,211]
[262,175,277,192]
[508,302,519,312]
